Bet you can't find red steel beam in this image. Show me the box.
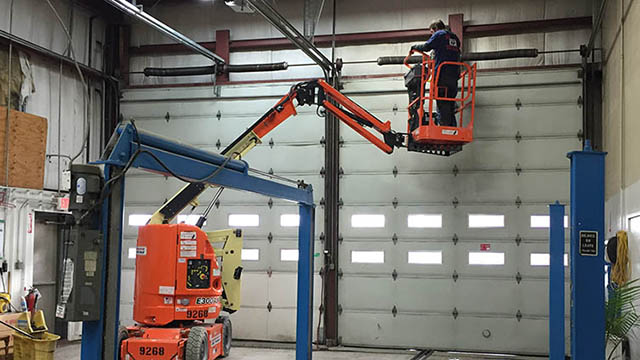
[464,16,592,38]
[449,13,464,51]
[129,16,592,57]
[216,29,230,82]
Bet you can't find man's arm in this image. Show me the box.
[412,32,441,52]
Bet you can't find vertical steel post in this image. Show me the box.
[81,165,125,360]
[567,140,606,359]
[81,166,111,359]
[296,204,315,360]
[549,201,565,360]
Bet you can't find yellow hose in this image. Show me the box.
[611,230,630,285]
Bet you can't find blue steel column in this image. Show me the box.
[549,202,565,360]
[81,166,112,359]
[296,204,315,360]
[567,140,606,360]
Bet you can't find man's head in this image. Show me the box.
[429,20,446,34]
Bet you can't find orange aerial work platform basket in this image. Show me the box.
[404,50,477,156]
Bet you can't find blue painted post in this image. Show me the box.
[549,202,565,360]
[567,140,606,360]
[296,204,315,360]
[81,166,112,359]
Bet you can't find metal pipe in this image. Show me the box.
[585,0,610,57]
[377,49,540,65]
[103,0,226,64]
[245,0,332,78]
[57,61,63,193]
[143,62,289,76]
[4,0,14,188]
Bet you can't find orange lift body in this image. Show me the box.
[120,224,226,360]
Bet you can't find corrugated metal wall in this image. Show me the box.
[0,0,107,190]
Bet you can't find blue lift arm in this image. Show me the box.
[83,123,316,360]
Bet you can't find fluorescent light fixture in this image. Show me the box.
[228,214,259,227]
[408,214,442,228]
[468,214,504,228]
[408,251,442,264]
[280,214,300,227]
[351,251,385,264]
[351,214,385,228]
[128,214,151,226]
[469,252,505,265]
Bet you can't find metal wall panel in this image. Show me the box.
[337,69,579,354]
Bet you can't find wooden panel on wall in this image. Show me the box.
[0,107,47,189]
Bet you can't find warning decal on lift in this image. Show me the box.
[180,231,197,240]
[579,231,598,256]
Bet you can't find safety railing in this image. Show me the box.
[404,50,477,132]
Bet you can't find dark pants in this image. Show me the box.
[436,68,459,127]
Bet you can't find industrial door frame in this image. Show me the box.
[80,123,316,360]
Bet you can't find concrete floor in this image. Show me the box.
[53,341,544,360]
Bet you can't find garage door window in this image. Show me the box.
[128,214,151,226]
[280,249,299,261]
[468,214,504,228]
[530,215,569,228]
[281,214,300,227]
[468,252,505,265]
[530,253,568,266]
[351,250,385,263]
[228,214,260,227]
[351,214,385,228]
[408,214,442,228]
[408,251,442,264]
[242,249,260,261]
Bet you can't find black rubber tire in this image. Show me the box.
[117,326,129,360]
[216,316,232,357]
[186,326,209,360]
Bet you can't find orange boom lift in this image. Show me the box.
[118,50,476,360]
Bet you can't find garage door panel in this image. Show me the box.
[239,273,269,307]
[339,205,565,240]
[341,138,578,173]
[341,69,579,94]
[340,172,569,204]
[473,105,581,138]
[119,304,134,326]
[269,274,323,308]
[126,109,323,146]
[339,313,456,349]
[230,307,269,340]
[268,240,323,272]
[242,145,323,174]
[340,277,453,312]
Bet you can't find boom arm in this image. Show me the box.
[148,79,403,225]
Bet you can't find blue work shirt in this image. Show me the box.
[414,30,461,75]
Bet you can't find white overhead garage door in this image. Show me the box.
[119,83,324,342]
[337,68,580,355]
